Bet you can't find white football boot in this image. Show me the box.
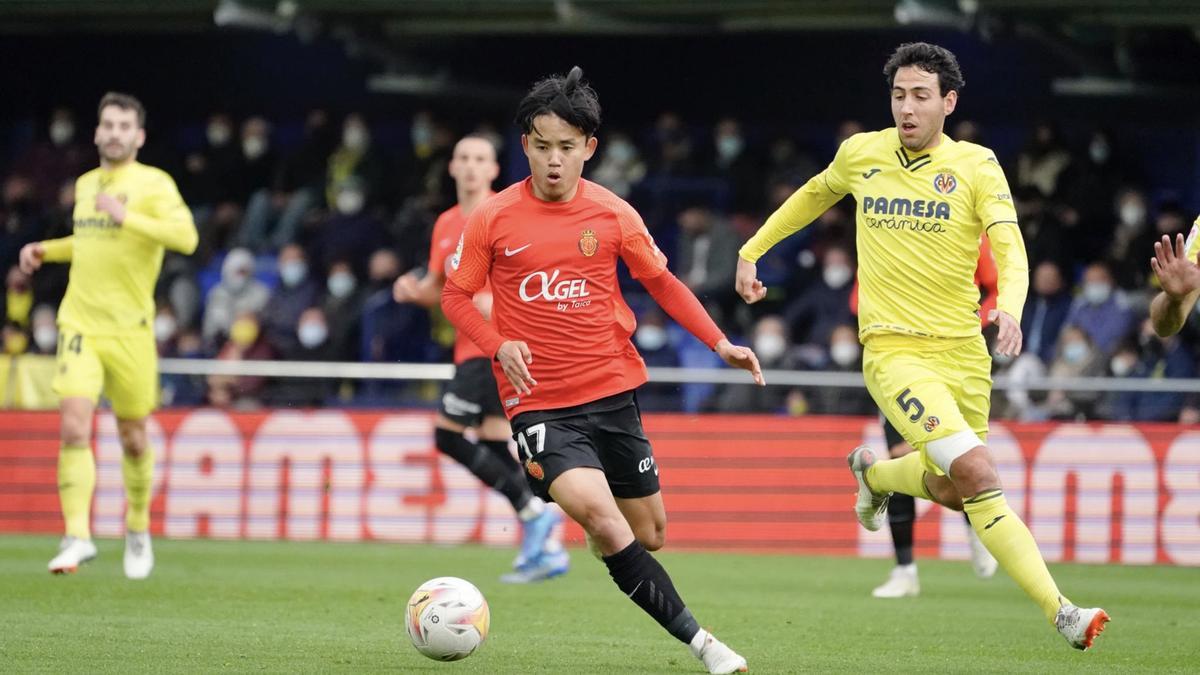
[966,524,998,578]
[690,629,747,674]
[1055,602,1110,651]
[48,536,97,574]
[124,531,154,580]
[847,445,890,531]
[872,564,920,598]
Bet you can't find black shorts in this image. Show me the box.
[510,391,660,503]
[881,414,906,450]
[439,358,504,427]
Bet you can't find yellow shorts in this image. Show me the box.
[862,333,991,476]
[51,327,158,419]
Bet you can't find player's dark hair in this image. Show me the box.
[98,91,146,127]
[883,42,964,97]
[514,66,601,138]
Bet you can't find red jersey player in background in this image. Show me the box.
[394,135,567,584]
[442,67,760,674]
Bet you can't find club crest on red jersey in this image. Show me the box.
[579,229,598,257]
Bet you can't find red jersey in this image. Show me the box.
[429,202,490,364]
[445,178,670,417]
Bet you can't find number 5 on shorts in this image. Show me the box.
[896,388,925,422]
[516,423,546,461]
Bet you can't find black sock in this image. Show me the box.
[889,493,915,566]
[482,439,534,511]
[435,429,530,512]
[603,541,699,645]
[482,439,522,473]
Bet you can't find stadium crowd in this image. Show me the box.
[1,108,1196,420]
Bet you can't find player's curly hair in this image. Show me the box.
[883,43,964,96]
[514,66,601,138]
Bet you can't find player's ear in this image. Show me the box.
[583,135,598,161]
[135,128,146,150]
[943,90,958,116]
[520,133,530,157]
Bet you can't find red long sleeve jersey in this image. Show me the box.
[428,203,489,364]
[444,178,669,417]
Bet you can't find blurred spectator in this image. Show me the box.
[1041,326,1106,420]
[12,107,91,209]
[793,324,875,416]
[399,111,455,211]
[1,175,43,273]
[207,311,275,409]
[268,306,337,407]
[202,248,271,345]
[360,248,431,363]
[262,244,318,353]
[311,177,388,272]
[2,320,28,355]
[709,118,762,215]
[677,204,740,324]
[1059,128,1128,241]
[1103,188,1150,285]
[4,265,33,328]
[1021,260,1072,365]
[232,116,278,206]
[633,309,681,411]
[1110,320,1198,422]
[835,120,865,145]
[713,315,792,412]
[153,304,180,356]
[1017,121,1072,198]
[327,113,385,209]
[951,119,981,143]
[650,112,696,176]
[29,304,57,355]
[182,113,245,254]
[321,259,365,361]
[1014,186,1069,270]
[783,244,855,347]
[1063,261,1135,355]
[589,131,646,199]
[1112,201,1187,291]
[236,108,335,253]
[764,134,818,190]
[159,329,206,406]
[157,253,202,331]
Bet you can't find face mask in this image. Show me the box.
[1110,356,1134,377]
[226,272,250,293]
[3,331,27,355]
[343,126,368,151]
[336,190,365,216]
[279,260,308,288]
[716,135,744,161]
[297,322,329,349]
[635,325,667,351]
[1089,139,1110,164]
[1082,282,1111,305]
[327,272,356,298]
[33,326,57,352]
[607,142,634,164]
[755,333,787,362]
[823,264,852,289]
[1063,342,1088,364]
[154,315,177,342]
[207,123,232,147]
[1119,202,1145,228]
[830,341,860,366]
[242,136,268,160]
[992,350,1013,366]
[49,120,75,146]
[229,318,258,347]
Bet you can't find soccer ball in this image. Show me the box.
[405,576,490,661]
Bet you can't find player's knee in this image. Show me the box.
[948,447,1000,497]
[117,422,149,457]
[635,522,666,551]
[60,415,90,447]
[581,511,633,553]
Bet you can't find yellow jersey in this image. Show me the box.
[43,161,197,335]
[1187,216,1200,262]
[741,128,1028,342]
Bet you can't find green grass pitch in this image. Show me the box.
[2,535,1197,673]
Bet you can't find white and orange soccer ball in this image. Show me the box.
[405,576,490,661]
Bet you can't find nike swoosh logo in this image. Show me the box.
[504,244,531,256]
[626,580,643,598]
[984,514,1006,530]
[862,168,881,179]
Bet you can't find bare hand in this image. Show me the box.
[1150,233,1200,300]
[988,309,1023,357]
[392,272,420,303]
[496,340,537,395]
[19,243,45,274]
[716,338,765,385]
[735,257,767,304]
[95,192,127,223]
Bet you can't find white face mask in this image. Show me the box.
[1082,282,1112,306]
[1110,355,1135,377]
[823,264,853,289]
[33,326,58,352]
[336,190,365,216]
[754,333,787,362]
[327,272,356,298]
[226,272,250,293]
[1089,139,1110,164]
[635,325,667,351]
[154,315,177,342]
[1063,341,1088,364]
[1119,202,1145,228]
[716,135,744,161]
[297,322,328,348]
[343,126,368,151]
[607,142,635,164]
[830,341,860,366]
[207,122,232,147]
[279,260,307,288]
[49,120,75,146]
[242,136,268,160]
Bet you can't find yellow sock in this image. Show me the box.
[963,489,1065,623]
[864,451,933,500]
[58,445,96,540]
[122,447,154,533]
